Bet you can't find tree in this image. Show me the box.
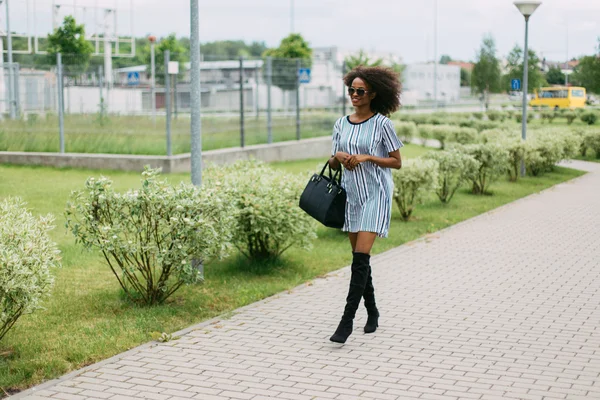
[545,66,566,85]
[139,34,189,83]
[344,49,383,70]
[263,34,312,92]
[471,35,501,109]
[46,15,94,72]
[460,68,471,87]
[570,38,600,93]
[201,40,267,59]
[439,54,452,65]
[501,45,547,93]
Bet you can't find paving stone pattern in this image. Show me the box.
[13,160,600,400]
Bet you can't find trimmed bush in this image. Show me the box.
[456,143,510,194]
[472,112,484,120]
[392,159,439,221]
[1,198,60,342]
[515,113,534,123]
[394,121,418,144]
[423,149,480,203]
[581,111,598,126]
[205,160,318,262]
[66,168,233,305]
[583,130,600,158]
[565,111,578,125]
[448,126,480,145]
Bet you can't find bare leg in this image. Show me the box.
[348,232,358,252]
[355,231,377,255]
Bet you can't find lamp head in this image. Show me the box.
[514,1,542,18]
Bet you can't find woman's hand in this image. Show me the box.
[334,151,351,167]
[345,154,371,171]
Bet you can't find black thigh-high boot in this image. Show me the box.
[330,252,370,343]
[363,265,379,333]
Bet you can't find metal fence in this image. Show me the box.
[0,52,348,156]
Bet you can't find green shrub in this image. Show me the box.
[523,133,572,176]
[447,126,479,145]
[457,143,510,195]
[66,168,232,305]
[423,150,480,203]
[472,120,503,132]
[394,121,418,144]
[580,111,598,125]
[515,113,534,123]
[541,111,557,124]
[565,111,578,125]
[205,160,318,262]
[486,110,505,122]
[583,130,600,158]
[1,198,60,342]
[392,159,439,221]
[472,112,484,120]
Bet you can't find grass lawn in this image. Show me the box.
[0,144,587,395]
[0,113,338,155]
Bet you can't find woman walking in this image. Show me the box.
[328,66,403,344]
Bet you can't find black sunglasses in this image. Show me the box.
[347,87,371,96]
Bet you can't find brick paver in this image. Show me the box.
[12,160,600,400]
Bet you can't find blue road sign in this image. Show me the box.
[511,79,521,91]
[127,71,140,86]
[299,68,311,84]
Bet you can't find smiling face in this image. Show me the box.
[349,77,376,108]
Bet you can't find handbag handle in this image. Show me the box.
[319,160,342,185]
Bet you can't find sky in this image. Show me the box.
[3,0,599,64]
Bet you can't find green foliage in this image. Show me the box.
[263,34,313,92]
[565,111,578,125]
[471,35,502,95]
[484,131,525,181]
[201,40,267,59]
[439,55,452,65]
[418,125,479,149]
[569,39,600,93]
[515,113,534,123]
[502,45,548,93]
[46,16,94,72]
[545,66,566,85]
[580,111,598,125]
[583,130,600,158]
[204,160,318,262]
[65,168,232,305]
[344,49,383,70]
[457,143,510,194]
[472,112,484,120]
[423,150,480,203]
[0,198,60,342]
[486,110,506,122]
[523,129,582,176]
[541,110,557,124]
[392,159,439,221]
[393,121,418,144]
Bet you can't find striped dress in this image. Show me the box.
[331,113,403,238]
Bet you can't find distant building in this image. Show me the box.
[402,64,461,105]
[448,61,474,72]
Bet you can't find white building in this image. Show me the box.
[402,63,461,105]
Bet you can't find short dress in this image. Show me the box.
[331,113,403,238]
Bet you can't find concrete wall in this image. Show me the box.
[0,136,333,173]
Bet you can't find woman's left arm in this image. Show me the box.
[346,150,402,170]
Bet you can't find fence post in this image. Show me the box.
[57,53,65,154]
[13,62,20,119]
[296,59,301,141]
[239,56,245,148]
[174,74,178,119]
[164,50,172,157]
[267,56,273,144]
[98,65,104,116]
[342,61,347,116]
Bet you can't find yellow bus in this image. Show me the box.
[529,86,587,110]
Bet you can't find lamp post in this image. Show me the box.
[514,0,541,177]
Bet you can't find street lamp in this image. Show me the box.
[514,0,541,177]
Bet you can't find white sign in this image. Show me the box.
[168,61,179,75]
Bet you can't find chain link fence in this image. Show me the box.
[0,52,348,156]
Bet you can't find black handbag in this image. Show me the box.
[299,161,347,229]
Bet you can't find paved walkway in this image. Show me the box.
[13,160,600,400]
